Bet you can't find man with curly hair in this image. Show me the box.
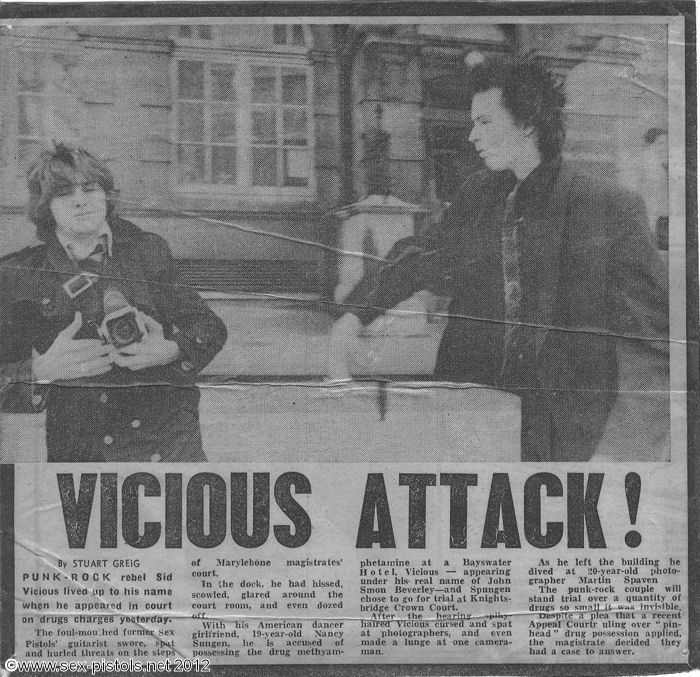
[328,57,669,462]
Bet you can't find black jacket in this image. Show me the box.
[0,216,227,462]
[335,160,670,461]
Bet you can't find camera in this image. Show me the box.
[99,289,145,348]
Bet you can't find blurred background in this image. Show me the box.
[0,21,669,379]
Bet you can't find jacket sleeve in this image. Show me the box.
[595,189,671,460]
[330,176,482,326]
[607,190,670,345]
[0,260,48,413]
[144,235,228,381]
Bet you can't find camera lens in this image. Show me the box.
[110,316,139,346]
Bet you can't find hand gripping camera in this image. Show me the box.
[99,288,145,348]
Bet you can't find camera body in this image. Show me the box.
[99,289,145,348]
[100,306,143,348]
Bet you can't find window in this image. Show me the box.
[273,25,306,47]
[250,65,310,187]
[177,25,213,42]
[174,59,311,190]
[16,51,49,168]
[175,60,238,185]
[426,124,480,200]
[15,51,81,171]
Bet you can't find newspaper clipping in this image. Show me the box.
[0,4,696,675]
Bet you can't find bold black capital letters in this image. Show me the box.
[440,473,478,549]
[231,473,270,548]
[274,472,312,547]
[399,473,436,548]
[567,473,606,548]
[57,474,97,548]
[165,473,183,548]
[187,473,227,548]
[122,473,161,548]
[356,474,395,548]
[100,473,118,548]
[481,473,521,548]
[524,472,563,548]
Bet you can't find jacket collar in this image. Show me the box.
[44,215,144,272]
[512,156,562,215]
[109,215,146,245]
[56,221,113,260]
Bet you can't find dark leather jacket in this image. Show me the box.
[0,216,227,462]
[334,160,670,461]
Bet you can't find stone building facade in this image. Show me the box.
[0,21,668,375]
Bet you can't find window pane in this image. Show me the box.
[178,25,193,39]
[212,63,235,102]
[283,109,307,146]
[251,108,277,145]
[177,102,204,142]
[251,147,278,186]
[18,53,45,92]
[282,69,307,105]
[18,95,44,137]
[177,144,205,183]
[211,103,237,143]
[252,67,275,104]
[212,146,237,184]
[273,25,287,45]
[198,26,212,40]
[284,148,309,187]
[177,61,204,99]
[292,25,305,46]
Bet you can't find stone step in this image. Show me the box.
[0,382,521,462]
[202,295,446,378]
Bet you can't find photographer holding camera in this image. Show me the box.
[0,143,227,462]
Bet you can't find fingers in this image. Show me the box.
[63,339,110,354]
[58,312,83,340]
[75,356,113,378]
[111,350,143,370]
[139,311,163,334]
[74,343,113,361]
[54,349,111,370]
[112,339,145,358]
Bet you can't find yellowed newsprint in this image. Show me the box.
[0,4,696,676]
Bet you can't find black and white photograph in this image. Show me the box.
[0,5,695,674]
[0,15,684,463]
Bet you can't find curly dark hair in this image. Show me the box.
[26,142,117,241]
[467,56,566,161]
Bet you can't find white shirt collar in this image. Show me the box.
[57,222,113,261]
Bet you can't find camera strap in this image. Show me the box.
[62,242,109,333]
[62,242,107,299]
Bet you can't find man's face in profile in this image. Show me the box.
[468,87,534,173]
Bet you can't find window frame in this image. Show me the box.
[173,24,219,47]
[13,48,82,181]
[171,49,315,198]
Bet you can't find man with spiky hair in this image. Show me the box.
[328,57,669,462]
[0,143,227,462]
